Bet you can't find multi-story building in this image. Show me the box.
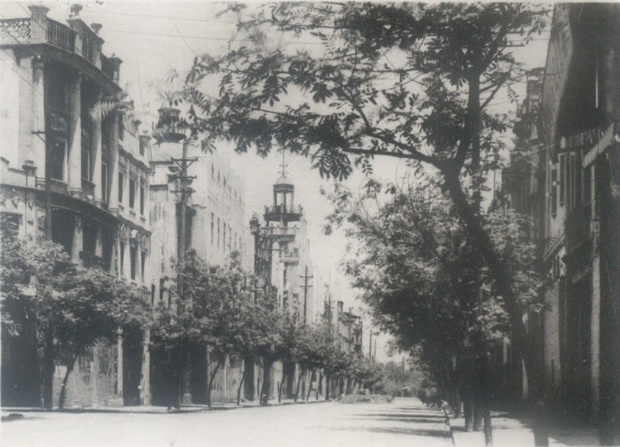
[505,4,619,441]
[148,108,253,404]
[0,6,152,407]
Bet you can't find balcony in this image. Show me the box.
[281,248,299,264]
[264,205,303,224]
[1,15,101,69]
[47,19,75,52]
[46,109,69,134]
[263,225,297,241]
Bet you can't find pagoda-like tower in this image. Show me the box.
[264,175,302,227]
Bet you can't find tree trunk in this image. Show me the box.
[306,370,315,401]
[317,372,324,400]
[206,355,224,408]
[58,352,80,410]
[295,368,304,402]
[236,366,246,406]
[41,323,54,409]
[260,358,272,405]
[325,374,330,401]
[445,174,545,438]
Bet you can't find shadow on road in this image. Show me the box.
[330,405,451,439]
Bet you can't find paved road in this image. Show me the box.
[2,397,452,447]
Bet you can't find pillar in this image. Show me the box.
[116,330,123,397]
[68,73,82,195]
[92,93,103,205]
[108,112,119,214]
[140,330,151,405]
[590,163,601,418]
[71,214,83,264]
[31,55,46,185]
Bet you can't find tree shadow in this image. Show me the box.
[327,425,450,438]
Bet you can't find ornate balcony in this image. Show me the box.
[46,109,69,134]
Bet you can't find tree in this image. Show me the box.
[151,250,260,407]
[1,228,68,408]
[1,230,150,409]
[170,2,549,413]
[324,179,542,437]
[53,266,150,409]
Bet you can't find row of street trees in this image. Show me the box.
[1,224,381,409]
[323,179,542,431]
[151,250,382,407]
[156,3,550,445]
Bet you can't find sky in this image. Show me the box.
[0,0,551,362]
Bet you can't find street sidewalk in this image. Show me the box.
[448,412,601,447]
[2,397,327,418]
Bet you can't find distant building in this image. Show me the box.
[148,108,253,404]
[0,6,151,407]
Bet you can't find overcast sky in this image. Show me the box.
[1,0,551,362]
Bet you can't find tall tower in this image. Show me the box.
[264,152,302,226]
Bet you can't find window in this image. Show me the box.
[118,118,124,141]
[129,177,136,209]
[211,213,214,244]
[223,223,226,252]
[139,179,146,215]
[120,242,125,276]
[141,251,146,283]
[101,162,109,203]
[81,147,91,180]
[151,284,155,305]
[551,167,558,217]
[130,245,137,280]
[118,171,125,204]
[559,154,565,206]
[211,164,214,177]
[217,218,220,249]
[228,225,232,251]
[48,139,65,180]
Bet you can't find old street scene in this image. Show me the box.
[0,2,619,447]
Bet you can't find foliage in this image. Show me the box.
[0,231,150,409]
[162,3,550,397]
[323,179,542,399]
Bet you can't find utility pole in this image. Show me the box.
[299,265,313,324]
[170,139,197,299]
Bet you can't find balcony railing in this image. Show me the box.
[0,18,31,42]
[47,19,75,52]
[264,226,297,240]
[0,17,100,67]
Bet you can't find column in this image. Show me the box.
[92,93,103,205]
[108,112,119,214]
[68,73,82,195]
[590,163,601,418]
[71,214,83,264]
[30,55,46,187]
[140,330,151,405]
[116,330,124,398]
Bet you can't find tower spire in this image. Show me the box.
[279,147,288,178]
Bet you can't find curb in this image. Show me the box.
[1,399,331,418]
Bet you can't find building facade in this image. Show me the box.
[0,6,152,407]
[505,4,619,441]
[148,108,254,404]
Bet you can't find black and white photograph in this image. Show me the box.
[0,1,618,446]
